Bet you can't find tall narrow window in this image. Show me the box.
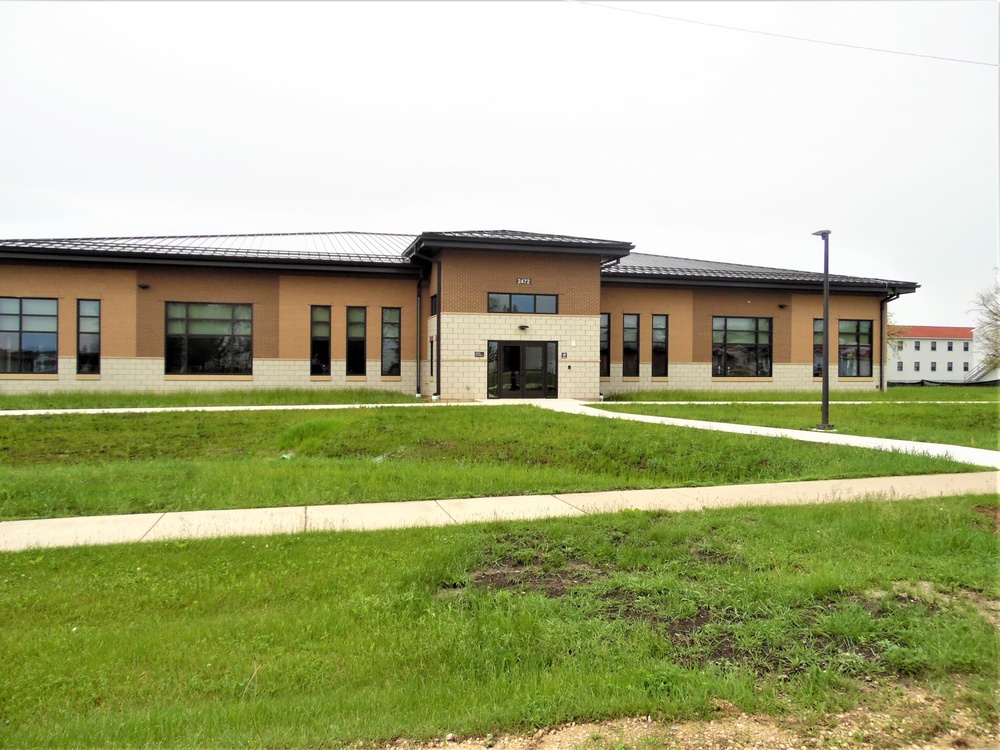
[964,361,969,371]
[947,362,953,371]
[430,295,438,315]
[310,306,331,375]
[622,314,639,377]
[381,307,401,376]
[0,297,58,374]
[837,319,873,377]
[599,313,610,377]
[652,314,668,377]
[914,341,921,351]
[77,299,100,374]
[165,302,252,374]
[896,361,903,372]
[947,342,953,351]
[914,362,920,372]
[964,342,970,352]
[430,339,435,376]
[346,307,366,376]
[713,317,772,377]
[930,341,937,351]
[930,361,937,372]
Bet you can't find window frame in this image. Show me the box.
[77,299,101,374]
[381,307,401,377]
[0,296,59,374]
[487,292,558,314]
[164,301,253,375]
[651,314,668,377]
[622,313,639,377]
[346,306,367,377]
[835,319,873,378]
[599,313,610,378]
[714,316,773,378]
[931,341,937,351]
[310,305,331,376]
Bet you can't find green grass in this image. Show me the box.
[2,496,996,748]
[595,402,1000,450]
[0,387,419,411]
[0,406,982,521]
[604,386,999,402]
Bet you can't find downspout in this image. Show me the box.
[415,281,422,396]
[879,286,900,392]
[435,258,442,398]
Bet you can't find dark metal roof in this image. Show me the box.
[604,252,919,293]
[0,232,417,265]
[404,229,634,263]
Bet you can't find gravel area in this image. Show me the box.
[379,684,997,750]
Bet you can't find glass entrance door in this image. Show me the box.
[488,341,558,399]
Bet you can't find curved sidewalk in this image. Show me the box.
[1,471,996,553]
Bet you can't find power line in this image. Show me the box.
[564,0,999,68]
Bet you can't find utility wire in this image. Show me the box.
[565,0,998,68]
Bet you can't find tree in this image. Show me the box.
[970,277,1000,373]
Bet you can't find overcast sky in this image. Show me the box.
[1,1,996,326]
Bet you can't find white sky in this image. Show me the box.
[1,1,996,326]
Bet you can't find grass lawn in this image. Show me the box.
[2,497,997,748]
[0,387,419,411]
[0,406,983,521]
[604,386,999,403]
[595,401,1000,450]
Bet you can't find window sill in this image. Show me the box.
[0,374,59,380]
[310,375,332,382]
[76,374,101,381]
[381,376,403,381]
[713,377,773,382]
[164,375,253,381]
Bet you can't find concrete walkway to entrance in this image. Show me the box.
[1,399,996,553]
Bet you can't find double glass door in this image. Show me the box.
[487,341,558,398]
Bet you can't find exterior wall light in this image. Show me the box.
[518,324,530,331]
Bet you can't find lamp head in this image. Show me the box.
[812,229,831,238]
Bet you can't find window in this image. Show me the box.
[599,313,610,377]
[964,342,970,352]
[714,317,772,377]
[430,295,438,316]
[914,362,920,372]
[947,362,953,372]
[964,361,969,371]
[430,338,435,377]
[487,293,558,314]
[165,302,252,374]
[914,341,921,351]
[930,361,937,372]
[930,341,937,351]
[346,306,366,376]
[310,306,331,375]
[812,319,825,377]
[622,314,639,377]
[947,342,953,352]
[837,319,873,377]
[896,361,903,372]
[77,300,100,374]
[381,307,401,377]
[0,297,58,374]
[652,314,668,377]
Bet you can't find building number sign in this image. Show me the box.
[516,278,531,285]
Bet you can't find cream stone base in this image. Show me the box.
[601,363,885,395]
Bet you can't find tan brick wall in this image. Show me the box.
[277,275,418,360]
[0,264,138,358]
[440,250,602,316]
[598,285,696,363]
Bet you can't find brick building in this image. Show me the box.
[0,230,918,399]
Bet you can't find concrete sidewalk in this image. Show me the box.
[2,471,996,553]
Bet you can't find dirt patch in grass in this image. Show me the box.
[466,561,605,598]
[972,504,999,533]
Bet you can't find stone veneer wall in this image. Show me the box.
[601,363,883,395]
[437,313,600,400]
[0,357,418,393]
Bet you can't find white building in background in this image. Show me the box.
[887,325,974,383]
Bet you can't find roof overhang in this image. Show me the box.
[600,272,919,296]
[404,231,634,265]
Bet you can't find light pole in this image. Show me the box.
[812,229,834,431]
